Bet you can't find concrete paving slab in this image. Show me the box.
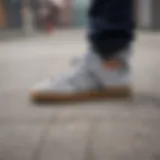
[39,122,90,160]
[0,91,55,125]
[53,102,134,123]
[92,103,160,160]
[0,125,44,160]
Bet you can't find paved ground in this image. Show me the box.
[0,29,160,160]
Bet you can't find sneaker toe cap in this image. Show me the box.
[31,80,76,95]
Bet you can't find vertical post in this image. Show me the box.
[152,0,160,29]
[0,0,6,29]
[22,0,35,34]
[137,0,152,29]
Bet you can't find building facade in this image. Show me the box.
[0,0,23,30]
[0,0,160,31]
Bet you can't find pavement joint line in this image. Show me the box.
[84,120,100,160]
[31,113,57,160]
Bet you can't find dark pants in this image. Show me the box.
[88,0,135,59]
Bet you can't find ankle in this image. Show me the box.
[102,59,124,70]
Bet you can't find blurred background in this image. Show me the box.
[0,1,160,160]
[0,0,159,33]
[0,0,89,34]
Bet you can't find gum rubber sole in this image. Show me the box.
[30,87,132,102]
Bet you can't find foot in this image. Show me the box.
[30,50,132,101]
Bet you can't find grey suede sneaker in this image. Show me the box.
[30,50,131,101]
